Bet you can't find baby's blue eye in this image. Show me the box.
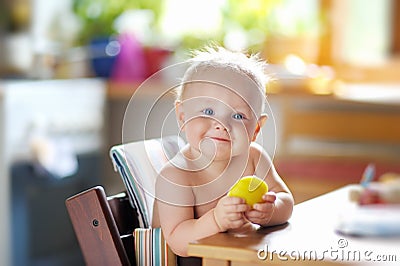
[232,113,244,120]
[203,108,214,115]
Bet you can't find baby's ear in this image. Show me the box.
[175,100,185,130]
[252,114,268,141]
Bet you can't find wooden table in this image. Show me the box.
[188,185,400,265]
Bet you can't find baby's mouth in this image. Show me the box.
[209,136,230,142]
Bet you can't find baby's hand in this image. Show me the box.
[213,196,250,232]
[245,192,276,226]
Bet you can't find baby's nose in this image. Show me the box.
[213,119,230,132]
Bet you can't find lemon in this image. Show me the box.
[228,176,268,206]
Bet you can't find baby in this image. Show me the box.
[154,46,294,260]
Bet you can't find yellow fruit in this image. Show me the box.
[228,176,268,206]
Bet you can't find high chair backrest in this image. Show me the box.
[110,136,185,228]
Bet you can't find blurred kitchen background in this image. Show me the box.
[1,0,399,265]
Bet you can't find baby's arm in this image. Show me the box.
[156,165,249,257]
[156,199,218,257]
[245,143,294,226]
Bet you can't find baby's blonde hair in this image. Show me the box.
[175,45,269,101]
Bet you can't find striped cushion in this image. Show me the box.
[134,228,174,266]
[110,136,184,227]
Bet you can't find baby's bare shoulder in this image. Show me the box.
[249,142,273,165]
[249,142,265,156]
[159,162,191,185]
[159,145,196,185]
[156,161,195,206]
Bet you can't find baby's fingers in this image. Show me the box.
[226,203,249,213]
[262,192,277,203]
[226,211,244,222]
[224,196,250,212]
[224,195,245,205]
[245,210,263,222]
[245,206,274,225]
[253,201,274,212]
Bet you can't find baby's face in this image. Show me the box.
[177,68,265,161]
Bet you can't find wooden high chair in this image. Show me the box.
[66,136,184,266]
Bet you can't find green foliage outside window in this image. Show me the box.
[72,0,285,49]
[72,0,163,45]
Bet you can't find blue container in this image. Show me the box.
[89,37,120,78]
